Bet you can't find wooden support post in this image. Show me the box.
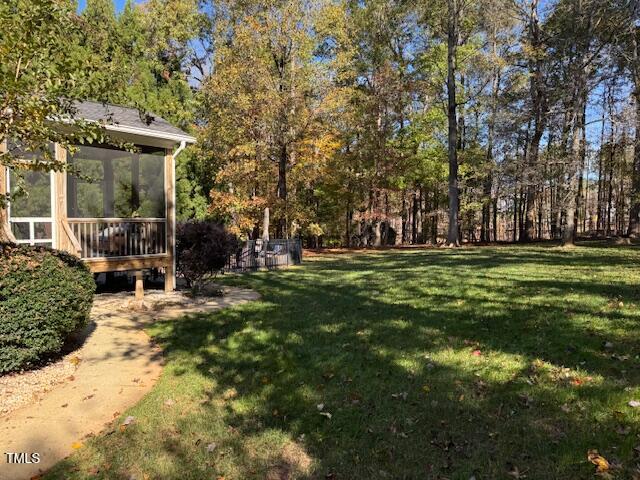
[164,148,176,292]
[135,270,144,301]
[0,140,11,242]
[54,143,68,252]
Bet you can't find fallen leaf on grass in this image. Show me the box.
[221,388,237,400]
[506,465,528,478]
[322,371,335,380]
[588,449,610,472]
[391,392,408,400]
[348,392,361,404]
[206,442,217,453]
[120,415,135,431]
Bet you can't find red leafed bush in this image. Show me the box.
[176,221,238,294]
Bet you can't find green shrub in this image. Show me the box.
[0,243,95,374]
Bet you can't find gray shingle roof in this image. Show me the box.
[73,101,195,142]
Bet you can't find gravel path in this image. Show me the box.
[0,352,78,416]
[0,286,259,480]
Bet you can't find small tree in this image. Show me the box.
[0,0,107,241]
[176,221,238,294]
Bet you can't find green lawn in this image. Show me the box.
[47,244,640,479]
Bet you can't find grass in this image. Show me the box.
[46,243,640,479]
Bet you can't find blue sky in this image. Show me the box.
[76,0,140,12]
[75,0,613,150]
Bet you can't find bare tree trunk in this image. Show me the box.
[345,205,352,247]
[524,0,546,242]
[492,196,498,242]
[431,188,439,244]
[277,143,287,238]
[262,207,270,241]
[373,221,382,247]
[418,187,424,243]
[411,190,418,244]
[606,124,616,236]
[482,30,499,243]
[401,189,408,244]
[574,100,588,237]
[446,0,460,246]
[563,87,586,246]
[513,186,518,242]
[563,126,581,245]
[596,92,606,235]
[628,40,640,235]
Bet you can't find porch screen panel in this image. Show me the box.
[9,170,51,217]
[67,145,165,218]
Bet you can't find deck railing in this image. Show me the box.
[225,238,302,271]
[67,218,166,259]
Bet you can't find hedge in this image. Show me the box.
[0,243,95,374]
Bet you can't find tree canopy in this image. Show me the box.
[3,0,640,247]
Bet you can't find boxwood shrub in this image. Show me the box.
[0,243,95,374]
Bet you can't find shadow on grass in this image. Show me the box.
[46,245,640,479]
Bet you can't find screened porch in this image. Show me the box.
[7,144,169,260]
[65,144,167,259]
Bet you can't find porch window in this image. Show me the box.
[8,170,54,248]
[67,145,165,219]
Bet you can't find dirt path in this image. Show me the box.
[0,287,259,480]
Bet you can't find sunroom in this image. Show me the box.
[0,101,196,291]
